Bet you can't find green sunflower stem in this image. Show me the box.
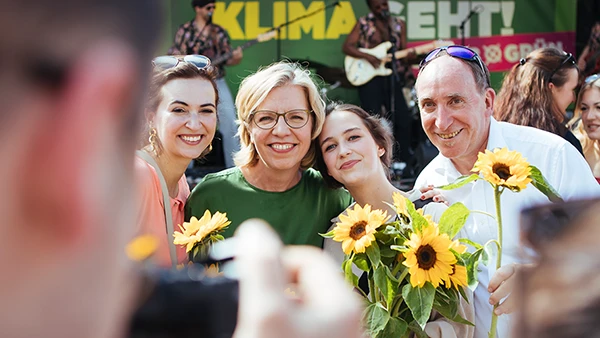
[368,274,376,303]
[489,186,503,338]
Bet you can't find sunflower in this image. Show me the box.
[472,148,532,191]
[333,204,390,255]
[416,208,435,227]
[126,234,158,262]
[392,191,411,224]
[445,264,468,290]
[173,210,231,253]
[403,224,456,288]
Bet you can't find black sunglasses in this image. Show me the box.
[152,55,211,71]
[548,52,576,83]
[419,45,489,85]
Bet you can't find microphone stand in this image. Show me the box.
[387,15,399,130]
[459,7,480,46]
[270,1,340,61]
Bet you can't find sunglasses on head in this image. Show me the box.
[585,73,600,84]
[152,54,211,71]
[419,45,488,86]
[548,52,576,83]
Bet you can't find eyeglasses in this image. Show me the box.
[420,45,486,74]
[548,52,576,83]
[585,73,600,84]
[152,54,211,71]
[250,109,312,130]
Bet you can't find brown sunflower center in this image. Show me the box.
[492,163,512,180]
[349,221,367,240]
[416,244,437,270]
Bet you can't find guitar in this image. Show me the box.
[212,30,277,66]
[344,40,454,86]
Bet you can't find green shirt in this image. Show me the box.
[185,167,352,248]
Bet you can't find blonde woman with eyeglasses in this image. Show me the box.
[570,74,600,182]
[135,56,219,267]
[185,61,352,248]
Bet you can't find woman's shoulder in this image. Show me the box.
[192,167,243,192]
[135,156,159,188]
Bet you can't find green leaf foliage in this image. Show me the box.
[459,238,483,250]
[402,283,435,329]
[353,253,370,272]
[366,240,381,269]
[374,265,399,308]
[378,317,408,338]
[466,249,483,290]
[437,174,480,190]
[319,229,335,238]
[438,202,470,238]
[407,321,428,338]
[529,165,563,202]
[364,302,390,337]
[343,259,359,287]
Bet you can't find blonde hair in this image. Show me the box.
[233,61,326,169]
[569,76,600,154]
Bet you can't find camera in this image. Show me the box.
[128,241,239,338]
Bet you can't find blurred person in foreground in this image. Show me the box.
[413,45,600,338]
[513,198,600,338]
[0,1,363,338]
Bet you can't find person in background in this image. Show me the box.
[0,0,365,337]
[577,21,600,81]
[342,0,416,169]
[185,61,352,248]
[169,0,242,168]
[494,47,583,155]
[413,45,600,338]
[135,58,218,267]
[570,74,600,182]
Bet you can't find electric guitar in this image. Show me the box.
[344,40,454,86]
[212,30,277,67]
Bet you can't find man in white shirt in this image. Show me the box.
[413,46,600,338]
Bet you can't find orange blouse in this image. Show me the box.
[134,156,189,267]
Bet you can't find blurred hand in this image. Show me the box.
[231,47,243,64]
[488,263,532,315]
[233,219,364,338]
[419,185,449,205]
[365,54,381,69]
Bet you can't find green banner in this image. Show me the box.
[164,0,577,104]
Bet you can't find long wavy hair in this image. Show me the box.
[494,48,579,136]
[569,76,600,155]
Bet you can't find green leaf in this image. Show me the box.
[402,283,435,329]
[343,259,359,287]
[438,202,470,238]
[374,265,398,308]
[529,165,563,202]
[353,253,370,272]
[380,247,398,258]
[458,238,483,250]
[378,317,408,338]
[407,321,428,338]
[437,174,480,190]
[364,302,390,337]
[366,240,381,268]
[382,225,401,236]
[319,229,335,238]
[465,249,483,290]
[433,297,474,326]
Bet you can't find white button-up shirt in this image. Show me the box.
[415,118,600,338]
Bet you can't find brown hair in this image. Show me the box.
[141,62,219,157]
[495,48,579,135]
[569,76,600,152]
[315,103,394,189]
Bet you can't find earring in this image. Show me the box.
[207,143,213,153]
[148,127,159,157]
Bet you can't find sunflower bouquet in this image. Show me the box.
[173,210,231,263]
[322,192,482,338]
[439,147,561,338]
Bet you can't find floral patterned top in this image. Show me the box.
[356,12,406,71]
[168,19,233,78]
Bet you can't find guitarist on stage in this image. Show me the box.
[168,0,242,168]
[342,0,417,171]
